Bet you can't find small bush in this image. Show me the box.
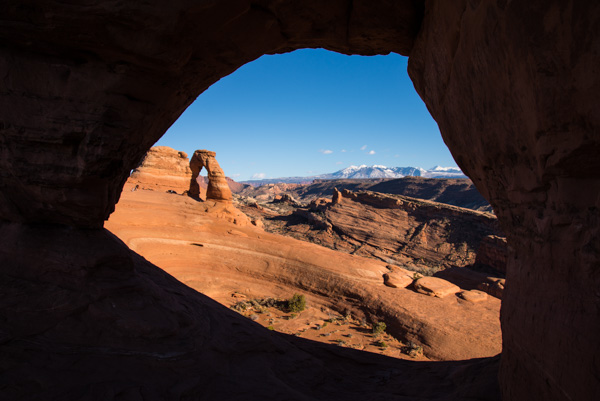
[377,340,388,349]
[402,341,423,357]
[267,326,275,331]
[287,294,306,313]
[372,321,387,337]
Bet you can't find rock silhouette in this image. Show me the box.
[0,1,598,400]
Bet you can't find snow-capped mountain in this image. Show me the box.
[241,165,466,186]
[316,165,465,179]
[421,166,465,178]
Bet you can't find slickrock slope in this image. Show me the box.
[1,2,598,400]
[127,146,192,194]
[189,150,233,202]
[106,185,501,362]
[0,221,500,401]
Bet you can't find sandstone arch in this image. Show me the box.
[0,1,598,400]
[188,150,233,202]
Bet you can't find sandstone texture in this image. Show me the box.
[237,182,304,202]
[408,3,600,399]
[189,150,232,202]
[475,235,508,274]
[0,1,598,401]
[106,185,501,363]
[414,277,460,298]
[458,290,489,304]
[383,271,414,289]
[0,219,500,401]
[260,189,501,274]
[477,278,506,300]
[277,177,493,211]
[198,175,251,200]
[127,146,192,194]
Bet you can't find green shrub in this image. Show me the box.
[267,326,275,331]
[372,321,387,337]
[287,294,306,313]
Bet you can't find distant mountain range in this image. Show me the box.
[241,165,467,186]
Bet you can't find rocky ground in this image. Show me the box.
[235,188,503,277]
[106,184,502,362]
[238,176,493,212]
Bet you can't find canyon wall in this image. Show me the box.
[281,189,500,273]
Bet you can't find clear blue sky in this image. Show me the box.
[156,49,457,181]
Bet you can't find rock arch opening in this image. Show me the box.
[120,48,505,363]
[0,2,598,401]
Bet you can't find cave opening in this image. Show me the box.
[1,2,597,400]
[118,48,504,364]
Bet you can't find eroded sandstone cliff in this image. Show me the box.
[253,189,501,274]
[127,146,192,194]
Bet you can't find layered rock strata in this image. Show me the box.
[127,146,192,194]
[189,150,232,202]
[286,189,501,272]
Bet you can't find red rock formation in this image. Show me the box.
[189,150,232,202]
[107,186,502,362]
[127,146,192,194]
[290,177,493,211]
[0,1,598,400]
[285,189,501,271]
[475,235,508,274]
[414,277,460,298]
[332,187,343,204]
[408,3,600,400]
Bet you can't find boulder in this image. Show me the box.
[383,272,414,289]
[414,277,460,298]
[477,278,505,300]
[458,290,489,303]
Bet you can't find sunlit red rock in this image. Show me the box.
[189,150,233,202]
[127,146,192,194]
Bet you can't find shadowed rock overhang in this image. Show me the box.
[0,1,598,401]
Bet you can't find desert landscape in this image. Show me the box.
[1,2,598,401]
[114,146,506,362]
